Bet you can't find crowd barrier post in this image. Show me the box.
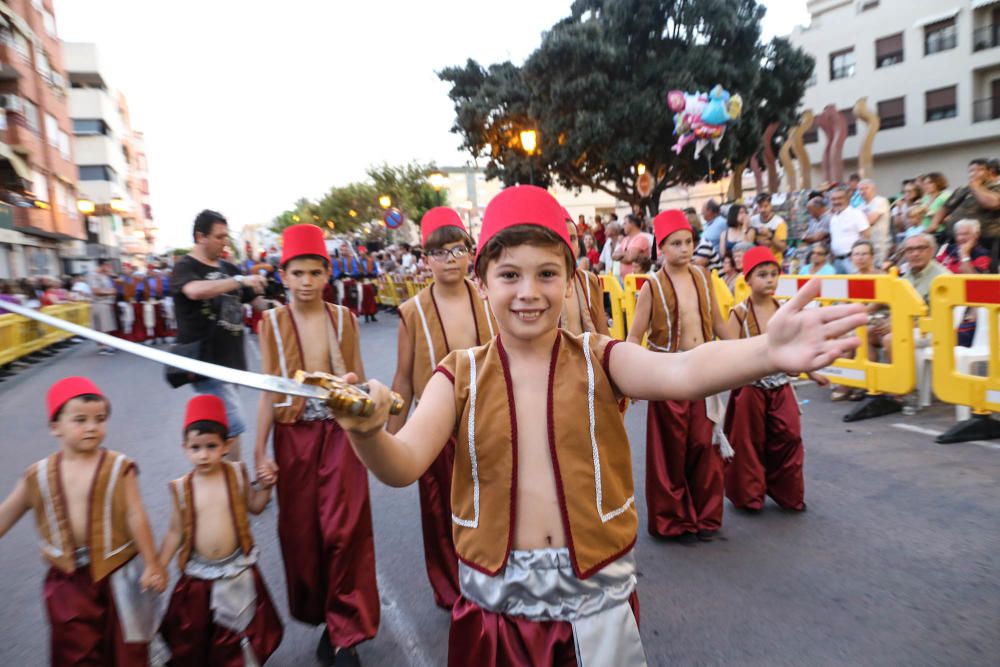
[600,274,626,340]
[774,273,927,422]
[924,275,1000,443]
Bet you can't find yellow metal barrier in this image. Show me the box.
[0,313,23,366]
[0,302,91,367]
[927,275,999,414]
[600,275,626,340]
[775,274,926,396]
[376,275,400,308]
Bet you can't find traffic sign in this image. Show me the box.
[384,207,403,229]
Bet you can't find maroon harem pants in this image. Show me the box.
[645,398,724,537]
[418,436,460,609]
[159,565,283,666]
[724,384,805,511]
[447,592,640,667]
[43,565,149,667]
[274,419,380,648]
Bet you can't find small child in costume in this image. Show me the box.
[158,394,284,665]
[0,376,165,666]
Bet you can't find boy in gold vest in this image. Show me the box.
[335,186,867,666]
[562,210,610,336]
[389,207,496,609]
[254,224,379,666]
[724,247,823,513]
[628,210,735,543]
[0,376,165,666]
[158,395,284,664]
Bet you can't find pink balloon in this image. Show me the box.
[667,90,685,112]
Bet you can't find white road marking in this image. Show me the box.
[891,423,1000,450]
[375,566,434,667]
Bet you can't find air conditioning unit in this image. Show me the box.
[0,94,23,114]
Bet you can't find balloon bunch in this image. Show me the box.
[667,85,743,159]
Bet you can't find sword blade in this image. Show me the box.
[0,301,329,400]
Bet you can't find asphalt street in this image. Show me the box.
[0,315,997,666]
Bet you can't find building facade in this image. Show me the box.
[64,41,154,269]
[789,0,1000,194]
[0,0,84,279]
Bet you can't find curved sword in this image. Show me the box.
[0,300,402,416]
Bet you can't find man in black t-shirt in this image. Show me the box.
[171,209,266,460]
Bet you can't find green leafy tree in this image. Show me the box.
[440,0,814,214]
[365,162,448,227]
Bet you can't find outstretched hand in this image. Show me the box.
[766,278,869,375]
[336,373,391,436]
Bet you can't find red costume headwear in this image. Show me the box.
[280,224,330,267]
[742,246,781,278]
[476,185,572,261]
[47,376,105,421]
[420,207,467,246]
[653,209,693,247]
[183,395,229,432]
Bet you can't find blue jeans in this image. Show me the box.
[191,378,247,438]
[832,256,856,274]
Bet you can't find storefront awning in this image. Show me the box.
[914,8,960,28]
[0,142,32,180]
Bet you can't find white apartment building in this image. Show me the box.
[63,42,153,264]
[789,0,1000,194]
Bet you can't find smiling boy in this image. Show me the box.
[336,186,866,666]
[254,224,379,666]
[389,207,495,609]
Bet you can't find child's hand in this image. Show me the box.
[766,278,869,374]
[140,561,167,594]
[336,374,391,437]
[255,458,278,488]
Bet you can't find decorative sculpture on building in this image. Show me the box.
[852,97,880,179]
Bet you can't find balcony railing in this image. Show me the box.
[974,24,1000,52]
[973,97,1000,123]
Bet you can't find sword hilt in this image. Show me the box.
[293,371,405,418]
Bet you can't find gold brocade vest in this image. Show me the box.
[24,449,138,581]
[259,303,360,424]
[730,297,780,339]
[561,270,609,336]
[170,461,255,571]
[438,332,637,579]
[398,279,496,399]
[646,265,714,352]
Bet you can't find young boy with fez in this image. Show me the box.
[724,247,826,513]
[0,376,165,665]
[158,395,284,664]
[254,224,379,666]
[388,206,496,609]
[627,210,736,543]
[336,185,866,666]
[562,208,610,336]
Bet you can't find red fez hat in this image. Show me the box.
[280,224,330,267]
[420,207,467,246]
[184,395,229,431]
[47,376,105,421]
[560,207,572,223]
[742,246,781,278]
[476,186,572,261]
[653,209,693,247]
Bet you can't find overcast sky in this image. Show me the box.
[53,0,809,249]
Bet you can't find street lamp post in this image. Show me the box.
[519,129,538,186]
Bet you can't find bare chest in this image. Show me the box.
[507,359,566,548]
[59,460,101,547]
[191,476,238,559]
[671,276,707,350]
[436,298,478,352]
[295,314,333,373]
